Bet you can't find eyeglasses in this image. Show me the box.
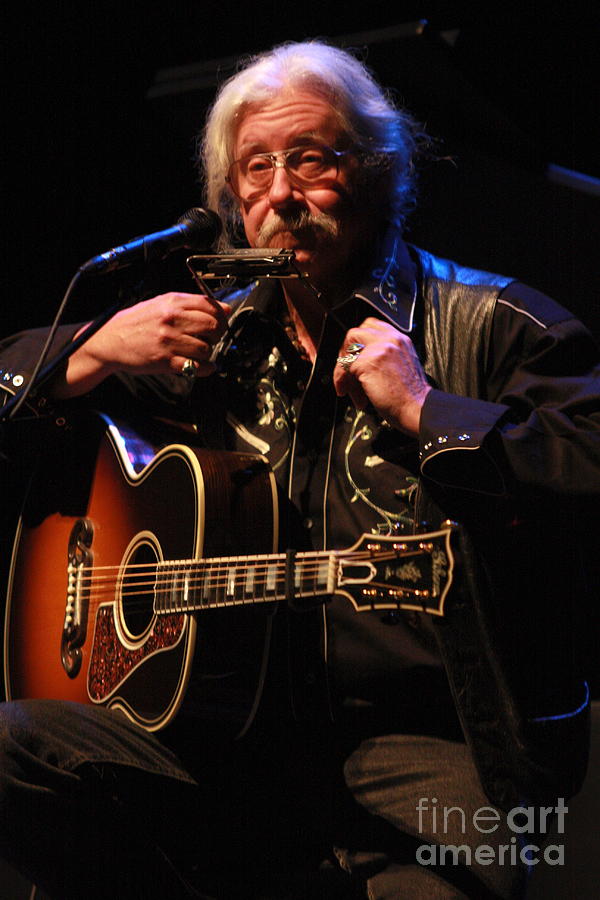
[226,144,349,201]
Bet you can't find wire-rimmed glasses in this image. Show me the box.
[226,144,349,201]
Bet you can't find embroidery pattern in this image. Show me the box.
[343,410,417,534]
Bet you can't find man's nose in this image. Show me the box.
[268,163,297,206]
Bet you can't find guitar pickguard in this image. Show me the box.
[88,607,185,701]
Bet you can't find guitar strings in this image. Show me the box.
[73,550,427,597]
[77,581,431,616]
[73,547,427,583]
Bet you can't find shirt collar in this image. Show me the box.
[231,225,418,332]
[349,225,417,333]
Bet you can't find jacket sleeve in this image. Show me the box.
[0,325,82,410]
[0,324,196,420]
[418,283,600,502]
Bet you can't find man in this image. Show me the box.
[0,40,599,899]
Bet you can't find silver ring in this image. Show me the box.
[181,358,199,379]
[336,342,364,371]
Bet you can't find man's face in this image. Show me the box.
[232,90,365,293]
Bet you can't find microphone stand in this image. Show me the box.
[0,268,137,424]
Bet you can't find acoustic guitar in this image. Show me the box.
[3,413,456,738]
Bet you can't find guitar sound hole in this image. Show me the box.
[122,542,157,638]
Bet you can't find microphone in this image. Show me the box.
[79,208,222,275]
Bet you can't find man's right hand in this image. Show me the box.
[53,292,229,398]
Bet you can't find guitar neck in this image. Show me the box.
[151,528,452,616]
[154,550,332,612]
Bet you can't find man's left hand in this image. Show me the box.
[333,318,431,437]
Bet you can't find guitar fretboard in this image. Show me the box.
[154,551,333,612]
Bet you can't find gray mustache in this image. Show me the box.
[257,210,339,245]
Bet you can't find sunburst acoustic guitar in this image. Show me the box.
[3,413,456,739]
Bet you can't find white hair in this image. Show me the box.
[199,40,425,246]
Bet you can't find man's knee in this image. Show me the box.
[0,700,82,809]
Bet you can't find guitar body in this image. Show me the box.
[3,414,278,737]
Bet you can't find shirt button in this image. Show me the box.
[303,518,314,530]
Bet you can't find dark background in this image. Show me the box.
[2,1,599,338]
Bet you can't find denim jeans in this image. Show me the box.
[0,699,529,899]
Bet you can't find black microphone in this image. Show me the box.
[79,208,222,275]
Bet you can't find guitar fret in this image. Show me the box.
[245,564,255,596]
[181,567,191,611]
[164,564,173,612]
[195,561,210,609]
[294,558,303,591]
[154,564,166,612]
[317,558,328,592]
[192,562,206,607]
[312,554,319,595]
[234,563,245,604]
[171,565,184,612]
[156,562,170,612]
[227,566,236,600]
[207,562,224,606]
[222,561,235,606]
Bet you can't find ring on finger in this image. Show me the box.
[336,341,365,371]
[346,342,365,354]
[181,358,199,379]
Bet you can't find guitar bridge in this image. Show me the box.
[61,518,94,678]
